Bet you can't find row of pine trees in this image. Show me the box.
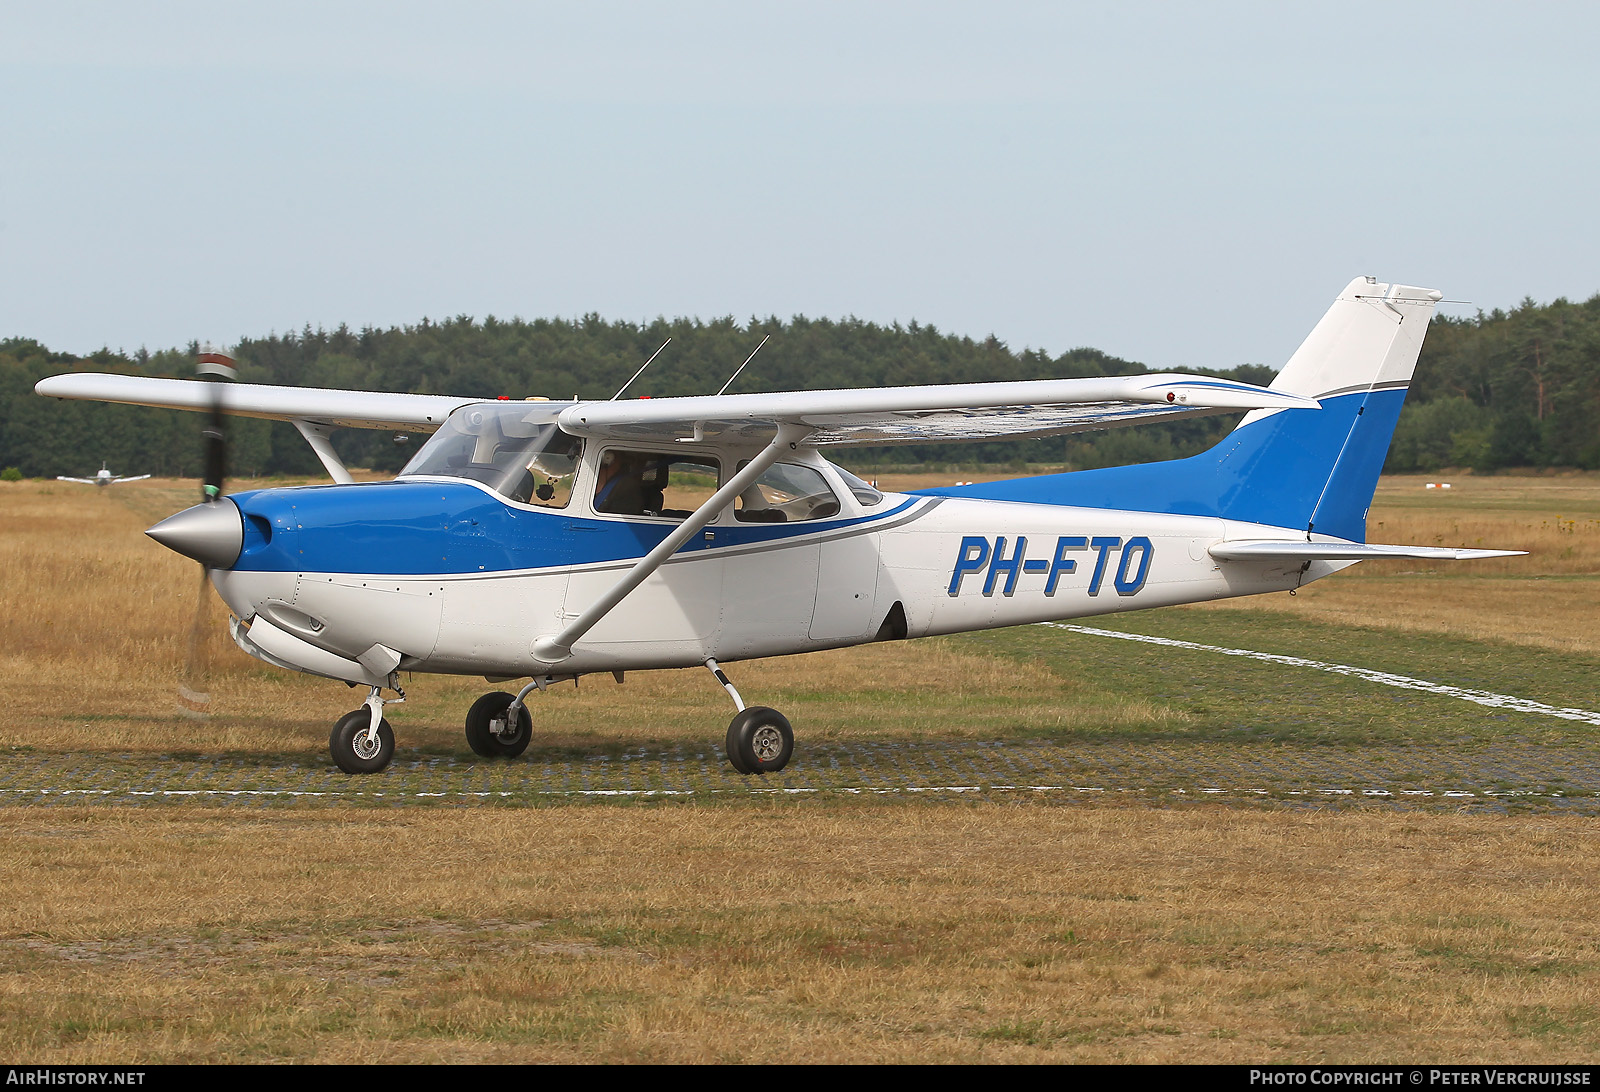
[3,292,1597,480]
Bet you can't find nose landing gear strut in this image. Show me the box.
[329,683,404,774]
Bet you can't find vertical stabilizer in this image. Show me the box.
[934,277,1443,541]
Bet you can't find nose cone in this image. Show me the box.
[147,498,244,569]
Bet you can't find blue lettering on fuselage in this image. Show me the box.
[947,535,1153,597]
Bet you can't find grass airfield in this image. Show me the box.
[1,471,1598,1062]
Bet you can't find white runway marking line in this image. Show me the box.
[0,785,1588,802]
[1045,623,1600,727]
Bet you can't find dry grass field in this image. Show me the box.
[2,470,1598,1062]
[4,807,1597,1063]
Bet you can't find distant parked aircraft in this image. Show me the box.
[56,463,152,487]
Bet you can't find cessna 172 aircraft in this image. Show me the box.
[56,462,151,487]
[34,277,1517,775]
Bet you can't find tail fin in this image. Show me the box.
[945,277,1442,541]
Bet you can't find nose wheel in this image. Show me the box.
[329,684,402,774]
[330,710,394,773]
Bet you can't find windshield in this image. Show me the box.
[399,402,581,507]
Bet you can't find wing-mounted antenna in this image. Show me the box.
[716,334,770,396]
[673,335,774,444]
[610,338,672,401]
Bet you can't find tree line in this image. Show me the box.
[2,292,1596,481]
[1388,293,1600,471]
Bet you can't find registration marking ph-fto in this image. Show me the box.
[948,535,1153,598]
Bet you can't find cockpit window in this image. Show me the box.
[593,450,720,519]
[398,403,580,508]
[829,463,884,506]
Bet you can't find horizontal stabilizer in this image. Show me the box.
[1210,541,1524,562]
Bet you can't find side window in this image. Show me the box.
[593,450,720,519]
[735,462,841,523]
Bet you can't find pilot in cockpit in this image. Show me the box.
[594,451,647,515]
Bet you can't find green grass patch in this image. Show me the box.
[954,607,1600,747]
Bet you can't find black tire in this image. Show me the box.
[329,709,395,775]
[723,718,754,775]
[725,707,793,775]
[465,691,532,758]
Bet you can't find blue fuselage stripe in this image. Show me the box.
[228,482,917,576]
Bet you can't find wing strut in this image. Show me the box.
[532,421,813,665]
[292,420,355,485]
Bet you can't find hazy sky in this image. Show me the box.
[3,1,1597,372]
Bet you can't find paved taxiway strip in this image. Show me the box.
[1047,623,1600,726]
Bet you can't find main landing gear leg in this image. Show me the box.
[329,683,403,775]
[706,658,793,775]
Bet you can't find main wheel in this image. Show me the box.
[725,707,793,775]
[329,709,395,775]
[465,691,532,758]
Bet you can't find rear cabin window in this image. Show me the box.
[735,462,841,523]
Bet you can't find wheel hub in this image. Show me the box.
[751,724,784,762]
[352,730,382,760]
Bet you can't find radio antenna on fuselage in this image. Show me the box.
[610,338,672,400]
[715,334,770,396]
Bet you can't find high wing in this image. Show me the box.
[34,373,477,433]
[555,374,1320,446]
[36,370,1317,448]
[1210,541,1524,562]
[112,474,153,483]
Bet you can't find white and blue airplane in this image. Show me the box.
[35,277,1518,775]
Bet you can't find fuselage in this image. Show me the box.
[209,439,1333,683]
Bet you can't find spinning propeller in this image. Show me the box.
[197,351,233,501]
[174,351,237,717]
